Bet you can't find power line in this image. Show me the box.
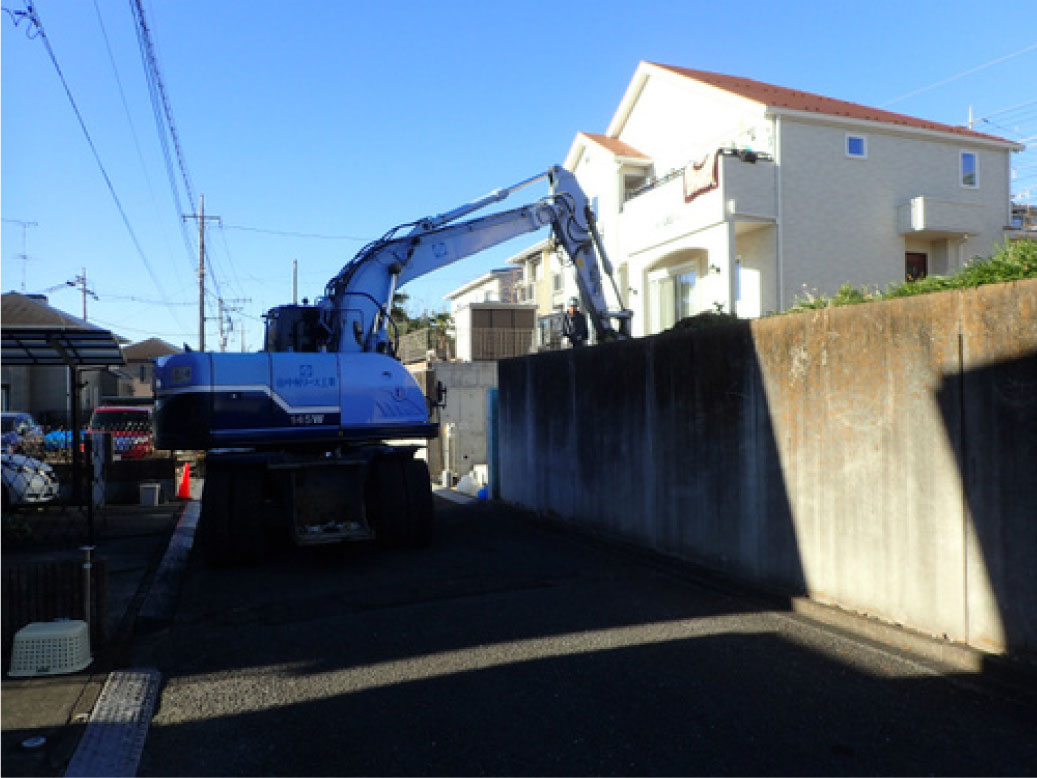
[882,42,1037,107]
[974,99,1037,122]
[222,223,368,241]
[128,0,194,209]
[87,315,196,339]
[7,2,174,313]
[92,0,188,306]
[127,0,199,279]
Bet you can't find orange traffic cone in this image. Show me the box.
[177,462,192,500]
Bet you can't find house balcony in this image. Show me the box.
[897,196,986,238]
[620,151,776,254]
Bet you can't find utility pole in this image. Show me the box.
[217,296,251,352]
[293,259,298,305]
[2,218,38,292]
[68,268,98,321]
[182,195,220,351]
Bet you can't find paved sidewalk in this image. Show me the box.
[1,496,192,777]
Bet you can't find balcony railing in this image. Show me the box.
[398,328,455,364]
[623,148,773,205]
[470,327,535,361]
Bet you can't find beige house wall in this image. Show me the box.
[526,63,1019,336]
[778,116,1014,307]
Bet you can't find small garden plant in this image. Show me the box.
[787,239,1037,313]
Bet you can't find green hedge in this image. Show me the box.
[787,240,1037,313]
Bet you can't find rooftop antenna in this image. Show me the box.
[2,218,39,292]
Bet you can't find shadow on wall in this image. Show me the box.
[937,351,1037,655]
[498,320,807,598]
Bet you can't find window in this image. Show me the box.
[846,134,867,159]
[961,151,979,188]
[648,263,698,332]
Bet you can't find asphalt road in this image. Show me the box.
[133,497,1037,776]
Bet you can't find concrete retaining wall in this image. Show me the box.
[499,279,1037,655]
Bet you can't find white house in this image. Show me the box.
[523,61,1024,337]
[444,268,535,362]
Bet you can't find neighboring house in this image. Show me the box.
[513,61,1025,337]
[122,338,181,398]
[506,239,574,350]
[445,269,536,361]
[0,292,132,425]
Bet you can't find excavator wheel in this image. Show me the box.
[402,458,434,547]
[365,456,407,548]
[200,458,270,567]
[365,454,434,548]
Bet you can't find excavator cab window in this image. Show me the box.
[263,305,324,352]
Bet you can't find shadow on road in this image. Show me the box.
[129,499,1036,777]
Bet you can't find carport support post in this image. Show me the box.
[81,545,94,631]
[85,435,95,546]
[70,364,81,506]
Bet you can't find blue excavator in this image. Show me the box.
[153,166,631,564]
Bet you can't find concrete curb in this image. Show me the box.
[135,501,200,632]
[789,597,1037,705]
[64,668,161,778]
[790,597,986,672]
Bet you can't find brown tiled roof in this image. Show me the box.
[580,132,650,159]
[650,63,1013,144]
[1,292,91,328]
[122,337,181,361]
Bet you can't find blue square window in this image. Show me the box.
[846,135,867,158]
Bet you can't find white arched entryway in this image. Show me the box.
[643,248,708,334]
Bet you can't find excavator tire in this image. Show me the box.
[200,464,233,567]
[402,458,434,547]
[201,458,270,567]
[365,455,409,548]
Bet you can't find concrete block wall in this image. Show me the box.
[433,361,498,479]
[498,279,1037,655]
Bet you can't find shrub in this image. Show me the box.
[787,240,1037,312]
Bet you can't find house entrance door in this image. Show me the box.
[905,252,928,281]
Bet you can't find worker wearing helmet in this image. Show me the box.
[562,296,588,348]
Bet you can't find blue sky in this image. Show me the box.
[2,1,1034,350]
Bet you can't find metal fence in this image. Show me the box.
[2,420,174,546]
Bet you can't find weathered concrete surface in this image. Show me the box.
[499,279,1037,654]
[955,281,1037,653]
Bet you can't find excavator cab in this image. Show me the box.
[263,304,325,353]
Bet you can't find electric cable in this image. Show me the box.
[12,2,175,315]
[222,224,368,241]
[882,43,1037,107]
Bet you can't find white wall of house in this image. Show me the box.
[615,71,774,173]
[446,269,522,313]
[563,63,1020,335]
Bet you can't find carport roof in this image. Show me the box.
[2,292,124,366]
[2,325,125,366]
